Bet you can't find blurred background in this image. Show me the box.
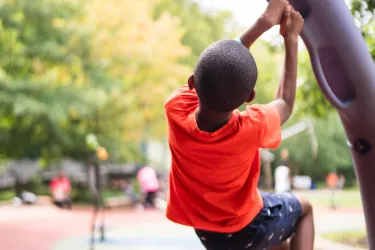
[0,0,373,249]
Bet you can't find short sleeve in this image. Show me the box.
[234,37,243,45]
[164,85,199,118]
[246,104,282,149]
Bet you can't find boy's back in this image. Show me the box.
[165,86,281,232]
[164,2,314,249]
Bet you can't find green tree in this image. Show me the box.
[0,0,104,162]
[83,0,190,144]
[251,40,284,104]
[0,0,191,164]
[271,113,352,182]
[294,52,332,117]
[154,0,234,66]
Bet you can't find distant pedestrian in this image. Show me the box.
[50,171,72,209]
[326,172,339,209]
[137,166,160,208]
[337,175,346,190]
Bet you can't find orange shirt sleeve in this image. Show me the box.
[164,85,199,119]
[246,104,282,149]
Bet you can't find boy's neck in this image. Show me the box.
[196,104,232,133]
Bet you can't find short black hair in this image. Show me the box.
[194,39,258,112]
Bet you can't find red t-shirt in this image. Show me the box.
[164,86,281,233]
[326,173,339,188]
[49,177,71,193]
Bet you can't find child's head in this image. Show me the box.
[189,39,258,112]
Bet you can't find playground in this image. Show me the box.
[0,190,366,250]
[1,0,375,249]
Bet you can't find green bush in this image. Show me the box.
[322,230,368,249]
[70,184,126,204]
[0,189,15,201]
[70,183,92,204]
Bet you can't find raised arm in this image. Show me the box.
[268,6,304,124]
[239,0,289,49]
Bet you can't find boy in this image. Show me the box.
[164,1,314,249]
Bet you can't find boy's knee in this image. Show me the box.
[297,196,313,216]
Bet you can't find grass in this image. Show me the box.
[102,189,125,198]
[294,190,363,209]
[322,230,368,249]
[0,189,15,201]
[1,185,363,209]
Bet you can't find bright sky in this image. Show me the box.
[194,0,280,41]
[195,0,267,26]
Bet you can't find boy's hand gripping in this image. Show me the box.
[279,6,304,39]
[262,0,290,28]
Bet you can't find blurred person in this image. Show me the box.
[275,165,291,193]
[50,171,72,209]
[164,1,314,250]
[275,148,292,193]
[326,171,339,209]
[338,174,346,190]
[280,148,290,166]
[137,166,160,209]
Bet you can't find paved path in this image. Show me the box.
[0,204,367,250]
[315,209,365,233]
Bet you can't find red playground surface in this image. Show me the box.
[0,206,162,250]
[0,203,365,250]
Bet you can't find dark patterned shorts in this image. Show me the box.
[195,192,302,250]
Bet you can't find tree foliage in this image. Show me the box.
[0,0,368,182]
[0,0,102,161]
[0,0,190,163]
[272,113,352,182]
[154,0,234,66]
[294,52,332,117]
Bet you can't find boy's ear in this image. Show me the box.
[188,74,195,90]
[246,90,256,103]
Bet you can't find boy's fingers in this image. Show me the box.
[280,5,291,25]
[285,5,292,14]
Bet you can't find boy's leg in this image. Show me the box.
[290,197,314,250]
[146,191,154,207]
[65,197,72,209]
[259,192,313,250]
[331,188,337,209]
[270,241,289,250]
